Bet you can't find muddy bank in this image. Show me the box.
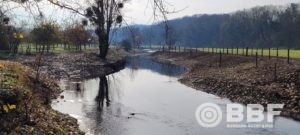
[0,61,84,134]
[0,48,126,134]
[13,48,126,80]
[151,51,300,121]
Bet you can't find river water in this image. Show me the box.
[52,53,300,135]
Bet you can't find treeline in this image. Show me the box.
[113,3,300,49]
[0,20,96,54]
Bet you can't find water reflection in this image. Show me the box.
[95,76,110,111]
[126,55,186,78]
[52,54,300,135]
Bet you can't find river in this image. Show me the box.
[52,52,300,135]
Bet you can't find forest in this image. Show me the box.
[114,3,300,49]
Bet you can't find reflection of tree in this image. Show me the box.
[126,56,140,80]
[95,76,110,112]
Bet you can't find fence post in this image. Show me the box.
[231,47,234,55]
[276,47,279,59]
[274,63,277,81]
[246,47,249,56]
[219,51,222,67]
[256,52,258,68]
[268,48,271,59]
[261,48,264,57]
[226,48,229,54]
[237,47,239,55]
[287,48,290,64]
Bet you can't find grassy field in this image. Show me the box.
[18,43,98,54]
[195,48,300,58]
[0,43,99,59]
[142,46,300,59]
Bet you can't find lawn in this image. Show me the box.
[18,43,98,54]
[0,43,99,59]
[195,48,300,58]
[153,46,300,59]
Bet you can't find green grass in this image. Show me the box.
[160,47,300,59]
[0,51,10,59]
[18,43,98,54]
[0,43,98,58]
[194,48,300,58]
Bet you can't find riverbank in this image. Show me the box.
[12,48,126,80]
[151,51,300,121]
[0,61,84,134]
[1,48,126,134]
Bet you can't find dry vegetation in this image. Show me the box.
[0,61,83,134]
[152,51,300,121]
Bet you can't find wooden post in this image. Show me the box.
[219,51,222,67]
[246,47,249,56]
[274,63,277,81]
[256,52,258,68]
[268,48,271,59]
[226,48,229,54]
[287,48,290,64]
[231,47,234,55]
[276,47,279,58]
[261,48,264,57]
[237,47,239,55]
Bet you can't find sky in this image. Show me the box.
[124,0,300,24]
[7,0,300,26]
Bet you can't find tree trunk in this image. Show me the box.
[98,38,109,60]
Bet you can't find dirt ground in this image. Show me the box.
[12,48,126,80]
[152,51,300,121]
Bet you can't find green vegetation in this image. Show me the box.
[18,43,98,54]
[195,48,300,58]
[159,46,300,59]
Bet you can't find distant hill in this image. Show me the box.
[111,3,300,49]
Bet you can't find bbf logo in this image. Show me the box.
[195,103,284,128]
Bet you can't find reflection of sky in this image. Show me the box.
[125,55,186,77]
[6,0,300,26]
